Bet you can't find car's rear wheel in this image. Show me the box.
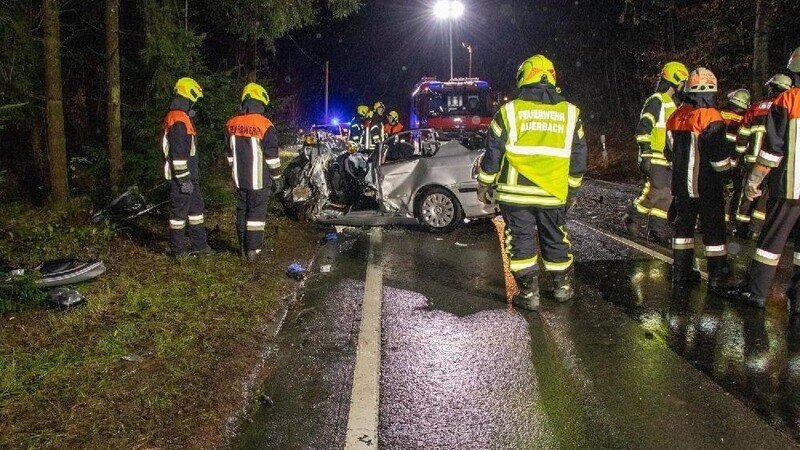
[415,186,464,233]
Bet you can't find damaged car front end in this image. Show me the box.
[277,128,498,233]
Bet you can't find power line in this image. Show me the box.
[286,34,325,68]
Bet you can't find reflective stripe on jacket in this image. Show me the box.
[762,88,800,199]
[225,113,280,190]
[479,87,587,207]
[636,92,677,165]
[161,110,197,181]
[666,105,729,198]
[736,99,773,164]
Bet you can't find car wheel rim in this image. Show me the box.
[422,193,455,228]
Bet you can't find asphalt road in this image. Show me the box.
[230,179,800,450]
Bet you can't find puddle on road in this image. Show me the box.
[578,259,800,442]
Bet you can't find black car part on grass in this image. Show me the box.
[92,184,169,223]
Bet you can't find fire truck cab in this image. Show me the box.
[409,77,493,133]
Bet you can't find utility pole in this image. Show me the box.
[462,42,473,78]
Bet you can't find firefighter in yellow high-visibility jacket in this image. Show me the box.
[625,62,689,244]
[477,54,587,311]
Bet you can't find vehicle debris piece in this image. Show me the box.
[45,287,86,310]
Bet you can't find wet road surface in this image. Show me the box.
[231,179,800,449]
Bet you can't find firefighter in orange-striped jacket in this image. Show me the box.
[720,89,750,226]
[161,77,212,258]
[384,111,404,135]
[225,83,281,261]
[732,74,793,239]
[666,68,731,290]
[728,48,800,312]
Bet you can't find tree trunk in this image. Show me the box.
[42,0,68,201]
[106,0,122,193]
[752,0,771,99]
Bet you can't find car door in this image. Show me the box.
[378,129,439,213]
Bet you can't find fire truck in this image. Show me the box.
[409,77,493,133]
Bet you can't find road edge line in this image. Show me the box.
[572,219,708,280]
[344,229,383,449]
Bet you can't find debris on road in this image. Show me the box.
[286,263,307,280]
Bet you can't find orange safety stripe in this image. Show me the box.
[666,105,724,133]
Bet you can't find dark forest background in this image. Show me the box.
[1,0,799,204]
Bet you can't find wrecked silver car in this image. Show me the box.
[278,128,498,233]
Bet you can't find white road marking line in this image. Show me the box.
[572,219,708,281]
[344,229,383,449]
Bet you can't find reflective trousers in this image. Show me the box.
[672,194,727,274]
[629,164,672,232]
[235,188,271,252]
[747,198,800,300]
[169,181,208,254]
[736,186,769,233]
[499,203,572,277]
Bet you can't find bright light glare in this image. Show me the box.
[434,0,464,19]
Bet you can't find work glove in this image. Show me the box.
[477,182,493,204]
[744,169,767,201]
[179,180,194,195]
[566,188,578,212]
[271,177,284,195]
[638,156,652,177]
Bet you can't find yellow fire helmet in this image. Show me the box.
[686,67,718,93]
[241,82,270,106]
[357,104,370,117]
[788,46,800,73]
[373,101,385,111]
[174,77,203,102]
[661,61,689,86]
[388,110,399,121]
[516,54,556,88]
[766,74,793,92]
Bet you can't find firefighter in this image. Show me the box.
[733,74,793,239]
[367,101,387,150]
[348,104,369,147]
[666,67,731,289]
[161,77,212,258]
[477,54,587,311]
[625,61,689,244]
[727,47,800,312]
[225,82,281,261]
[384,110,404,135]
[720,88,751,228]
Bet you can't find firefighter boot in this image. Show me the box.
[624,212,647,239]
[553,268,575,302]
[672,249,701,285]
[237,232,246,259]
[706,256,731,294]
[648,217,672,246]
[512,270,540,311]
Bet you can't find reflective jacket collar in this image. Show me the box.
[518,84,565,105]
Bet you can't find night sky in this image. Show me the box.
[268,0,542,126]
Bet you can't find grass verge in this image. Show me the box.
[0,155,320,449]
